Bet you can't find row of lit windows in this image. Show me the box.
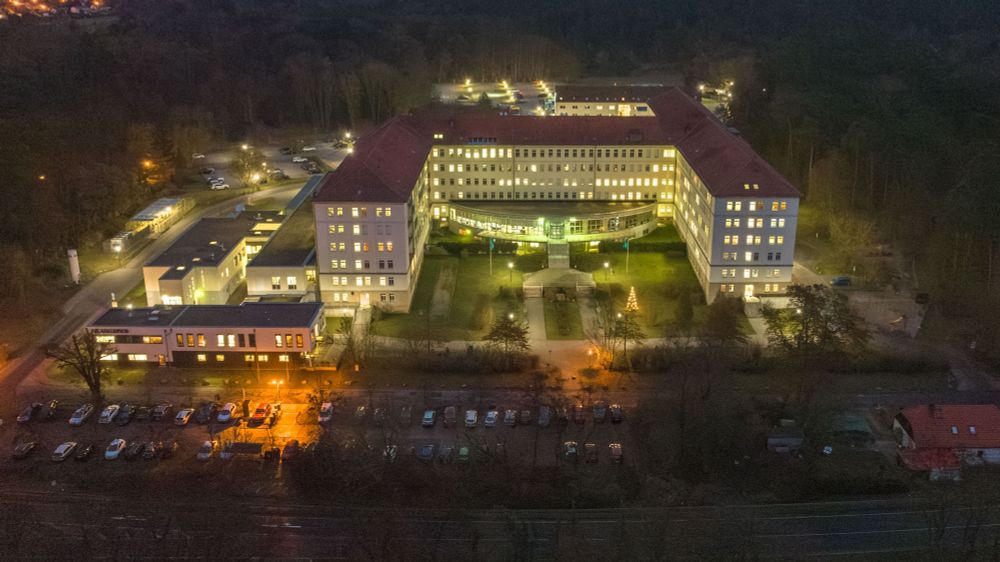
[193,353,290,363]
[329,259,395,270]
[330,276,396,287]
[173,333,303,349]
[100,354,149,362]
[721,235,785,246]
[326,206,393,218]
[720,268,784,279]
[721,252,783,262]
[725,200,790,212]
[724,217,788,229]
[433,147,676,160]
[95,335,163,344]
[269,276,297,291]
[718,284,784,294]
[326,241,395,253]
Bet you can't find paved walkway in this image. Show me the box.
[524,297,546,345]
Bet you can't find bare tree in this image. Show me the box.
[46,332,116,403]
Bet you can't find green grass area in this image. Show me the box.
[120,281,148,308]
[597,251,703,331]
[636,224,683,244]
[373,255,524,341]
[543,299,584,340]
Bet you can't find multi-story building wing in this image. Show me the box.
[314,87,799,310]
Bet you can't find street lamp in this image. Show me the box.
[241,143,249,151]
[508,313,515,321]
[507,261,514,283]
[271,379,283,401]
[604,261,610,281]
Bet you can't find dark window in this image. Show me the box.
[248,334,256,347]
[238,334,245,347]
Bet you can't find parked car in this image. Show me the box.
[354,405,367,422]
[195,402,219,424]
[609,442,624,463]
[301,146,316,152]
[563,441,578,462]
[291,156,308,163]
[105,439,126,460]
[151,403,173,420]
[12,442,37,460]
[417,444,435,461]
[51,442,77,462]
[142,442,159,460]
[281,439,300,461]
[465,409,478,428]
[609,404,624,423]
[42,400,59,421]
[98,404,120,424]
[520,409,532,425]
[248,403,271,427]
[572,404,586,424]
[504,409,517,426]
[69,403,93,426]
[318,402,334,423]
[195,441,215,461]
[123,441,144,460]
[485,409,499,427]
[16,403,42,423]
[116,404,136,426]
[585,443,598,463]
[556,407,569,425]
[443,406,457,427]
[210,183,230,190]
[268,403,283,427]
[74,443,94,461]
[217,403,236,423]
[174,408,194,426]
[399,406,411,425]
[279,147,292,154]
[191,153,205,159]
[199,167,214,175]
[422,409,436,427]
[134,406,151,421]
[457,446,471,463]
[830,275,852,287]
[537,406,551,428]
[439,445,455,464]
[208,176,225,185]
[592,402,607,423]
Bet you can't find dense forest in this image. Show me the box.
[1,0,999,359]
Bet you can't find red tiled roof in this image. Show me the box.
[315,87,800,203]
[899,448,961,471]
[898,404,1000,449]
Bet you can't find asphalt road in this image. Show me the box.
[0,489,989,560]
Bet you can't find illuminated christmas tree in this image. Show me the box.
[625,286,639,313]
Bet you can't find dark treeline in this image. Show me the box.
[1,0,999,357]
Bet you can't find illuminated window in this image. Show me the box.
[215,354,225,362]
[95,335,115,343]
[274,335,282,347]
[127,354,147,361]
[197,334,205,347]
[197,354,207,362]
[228,334,236,348]
[257,354,269,362]
[279,355,289,362]
[271,276,281,290]
[296,334,303,348]
[217,334,225,347]
[142,336,162,344]
[176,334,184,347]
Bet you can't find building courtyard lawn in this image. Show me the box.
[543,299,584,340]
[372,254,525,341]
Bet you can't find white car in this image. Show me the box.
[51,442,77,462]
[291,156,308,163]
[68,404,94,426]
[318,402,334,423]
[485,409,498,428]
[301,146,316,152]
[191,153,206,159]
[105,439,126,460]
[98,404,120,424]
[196,441,215,461]
[175,408,194,426]
[465,410,478,428]
[217,403,236,423]
[208,176,225,185]
[210,183,230,190]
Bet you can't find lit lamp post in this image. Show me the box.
[271,379,283,401]
[507,261,514,283]
[604,262,610,282]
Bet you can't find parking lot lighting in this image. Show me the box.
[347,147,354,154]
[345,131,352,139]
[603,261,610,281]
[508,313,514,321]
[507,261,514,282]
[241,144,249,151]
[271,379,284,401]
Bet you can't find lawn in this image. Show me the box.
[596,250,703,332]
[543,299,584,340]
[372,255,525,341]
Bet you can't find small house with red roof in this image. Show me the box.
[894,405,1000,476]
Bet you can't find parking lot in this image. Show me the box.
[2,391,633,478]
